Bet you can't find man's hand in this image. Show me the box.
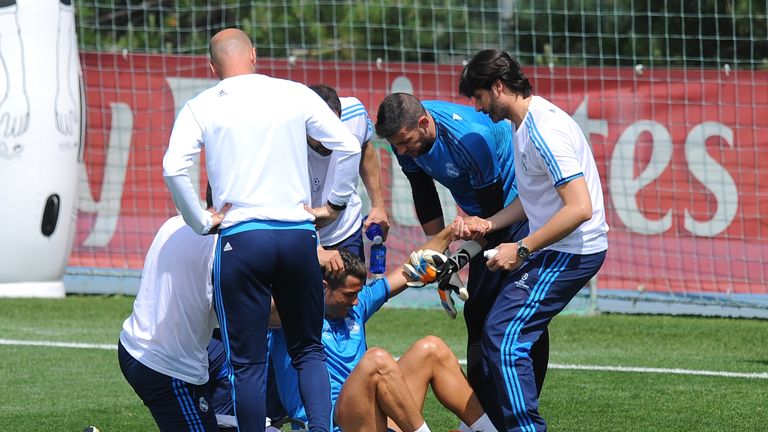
[402,249,448,286]
[452,216,493,241]
[485,242,524,272]
[363,206,391,240]
[208,203,232,233]
[305,203,341,229]
[318,247,344,278]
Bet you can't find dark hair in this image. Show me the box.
[309,84,342,117]
[205,182,213,209]
[459,49,532,98]
[374,93,426,139]
[325,248,368,289]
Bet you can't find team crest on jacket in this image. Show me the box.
[199,397,209,412]
[445,163,460,178]
[346,318,361,334]
[312,176,321,192]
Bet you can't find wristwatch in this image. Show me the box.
[516,240,530,260]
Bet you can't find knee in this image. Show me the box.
[412,335,454,364]
[359,347,399,376]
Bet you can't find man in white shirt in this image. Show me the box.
[307,84,389,259]
[162,28,360,432]
[455,49,609,431]
[118,189,222,432]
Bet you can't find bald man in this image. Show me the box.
[163,28,361,432]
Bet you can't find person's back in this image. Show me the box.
[167,75,355,228]
[389,99,517,217]
[120,215,217,384]
[118,215,219,431]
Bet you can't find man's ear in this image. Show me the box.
[249,47,257,71]
[209,61,220,79]
[322,279,330,293]
[417,115,430,131]
[492,79,505,96]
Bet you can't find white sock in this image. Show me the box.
[414,422,431,432]
[457,421,472,432]
[469,413,498,432]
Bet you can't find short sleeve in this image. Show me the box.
[526,118,584,187]
[357,278,391,323]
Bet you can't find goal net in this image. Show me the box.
[71,1,768,316]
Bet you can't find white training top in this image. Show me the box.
[309,97,373,246]
[119,216,218,385]
[163,73,361,234]
[515,96,609,254]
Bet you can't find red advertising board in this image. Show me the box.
[73,53,768,296]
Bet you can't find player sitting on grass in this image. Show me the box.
[210,226,498,432]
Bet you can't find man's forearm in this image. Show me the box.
[360,143,385,208]
[421,225,453,252]
[164,174,212,234]
[487,198,526,232]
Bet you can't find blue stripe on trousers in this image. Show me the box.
[500,252,571,432]
[212,224,330,432]
[212,235,240,431]
[172,378,203,432]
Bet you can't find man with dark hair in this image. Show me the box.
[306,84,390,259]
[375,93,548,429]
[455,48,608,431]
[213,230,499,432]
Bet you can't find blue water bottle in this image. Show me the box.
[366,223,386,277]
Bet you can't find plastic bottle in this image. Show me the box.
[366,223,386,276]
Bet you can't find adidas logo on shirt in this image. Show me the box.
[223,242,233,252]
[218,90,227,97]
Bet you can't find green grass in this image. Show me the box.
[0,296,766,431]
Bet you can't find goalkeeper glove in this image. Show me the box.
[437,272,468,318]
[437,283,458,319]
[403,249,448,286]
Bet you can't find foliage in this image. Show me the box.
[508,0,768,68]
[75,1,767,68]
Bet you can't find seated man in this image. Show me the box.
[212,228,498,432]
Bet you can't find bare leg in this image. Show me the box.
[396,335,486,426]
[335,347,425,432]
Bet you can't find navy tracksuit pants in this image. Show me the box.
[483,249,606,431]
[464,220,550,424]
[212,220,331,432]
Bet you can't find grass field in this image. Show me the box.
[0,295,766,431]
